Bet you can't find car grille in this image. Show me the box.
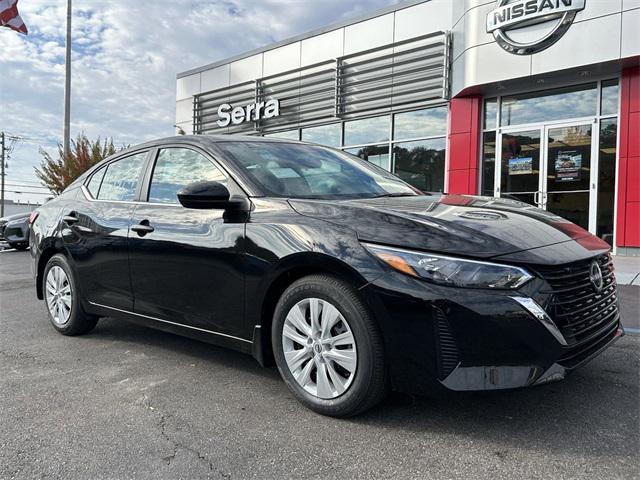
[534,253,620,369]
[433,305,460,378]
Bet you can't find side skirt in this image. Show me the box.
[87,301,254,356]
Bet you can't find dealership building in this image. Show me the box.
[176,0,640,255]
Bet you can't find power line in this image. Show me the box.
[3,179,46,185]
[5,184,50,190]
[4,189,51,195]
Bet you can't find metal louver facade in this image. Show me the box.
[193,31,450,136]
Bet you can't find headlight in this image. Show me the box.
[362,242,533,289]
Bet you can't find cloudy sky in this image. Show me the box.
[0,0,395,203]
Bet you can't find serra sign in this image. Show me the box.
[486,0,585,55]
[217,99,280,128]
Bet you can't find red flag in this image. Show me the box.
[0,0,28,35]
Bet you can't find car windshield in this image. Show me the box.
[216,141,422,199]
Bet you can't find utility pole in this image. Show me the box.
[63,0,72,158]
[1,132,5,217]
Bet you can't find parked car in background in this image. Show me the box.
[0,212,31,250]
[29,136,624,417]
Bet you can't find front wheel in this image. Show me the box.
[272,274,387,417]
[9,243,28,251]
[43,254,98,335]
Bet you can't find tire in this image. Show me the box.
[272,274,388,417]
[9,243,28,251]
[43,254,99,336]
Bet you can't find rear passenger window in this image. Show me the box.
[148,148,227,204]
[98,152,147,201]
[86,167,106,198]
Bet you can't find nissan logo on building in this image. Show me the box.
[486,0,585,55]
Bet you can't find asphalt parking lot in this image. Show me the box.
[1,249,638,480]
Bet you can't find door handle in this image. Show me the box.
[131,221,154,236]
[533,191,540,207]
[62,214,79,225]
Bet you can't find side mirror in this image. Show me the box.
[177,181,232,209]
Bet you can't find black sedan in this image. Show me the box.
[29,136,624,417]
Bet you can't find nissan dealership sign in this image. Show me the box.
[216,98,280,127]
[486,0,585,55]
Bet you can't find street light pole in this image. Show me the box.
[63,0,72,158]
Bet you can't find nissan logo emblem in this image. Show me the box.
[486,0,586,55]
[589,261,603,293]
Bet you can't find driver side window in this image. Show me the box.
[148,148,227,204]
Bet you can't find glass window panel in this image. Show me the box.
[86,166,106,198]
[392,138,446,192]
[547,192,590,230]
[345,145,390,171]
[481,132,496,196]
[265,130,299,140]
[484,98,497,130]
[597,118,617,245]
[500,130,541,194]
[344,115,389,146]
[98,152,147,201]
[301,123,341,147]
[148,148,226,204]
[546,124,592,193]
[500,84,597,126]
[393,106,447,140]
[600,79,619,116]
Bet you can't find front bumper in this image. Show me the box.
[441,323,624,391]
[3,220,29,244]
[361,268,623,396]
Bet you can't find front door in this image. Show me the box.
[128,146,248,340]
[497,121,596,232]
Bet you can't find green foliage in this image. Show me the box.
[35,134,123,195]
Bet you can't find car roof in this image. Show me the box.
[68,134,308,192]
[130,134,303,152]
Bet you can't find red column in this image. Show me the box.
[446,96,482,195]
[617,66,640,248]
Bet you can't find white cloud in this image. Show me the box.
[0,0,395,203]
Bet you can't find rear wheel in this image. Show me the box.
[43,254,98,335]
[272,274,387,417]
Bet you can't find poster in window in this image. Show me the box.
[508,157,533,175]
[555,151,581,182]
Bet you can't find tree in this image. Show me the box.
[35,134,123,195]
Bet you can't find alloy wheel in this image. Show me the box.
[45,266,72,326]
[282,298,357,399]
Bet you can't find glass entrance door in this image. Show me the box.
[498,129,543,207]
[497,121,596,232]
[544,123,593,230]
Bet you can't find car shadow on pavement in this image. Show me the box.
[89,316,639,460]
[353,341,639,459]
[90,317,281,381]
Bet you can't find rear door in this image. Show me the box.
[66,150,149,310]
[128,145,248,339]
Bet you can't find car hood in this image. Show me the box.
[288,194,610,262]
[1,212,29,223]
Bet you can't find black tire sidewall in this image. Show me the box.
[272,275,383,416]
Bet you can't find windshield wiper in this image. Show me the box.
[370,192,428,198]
